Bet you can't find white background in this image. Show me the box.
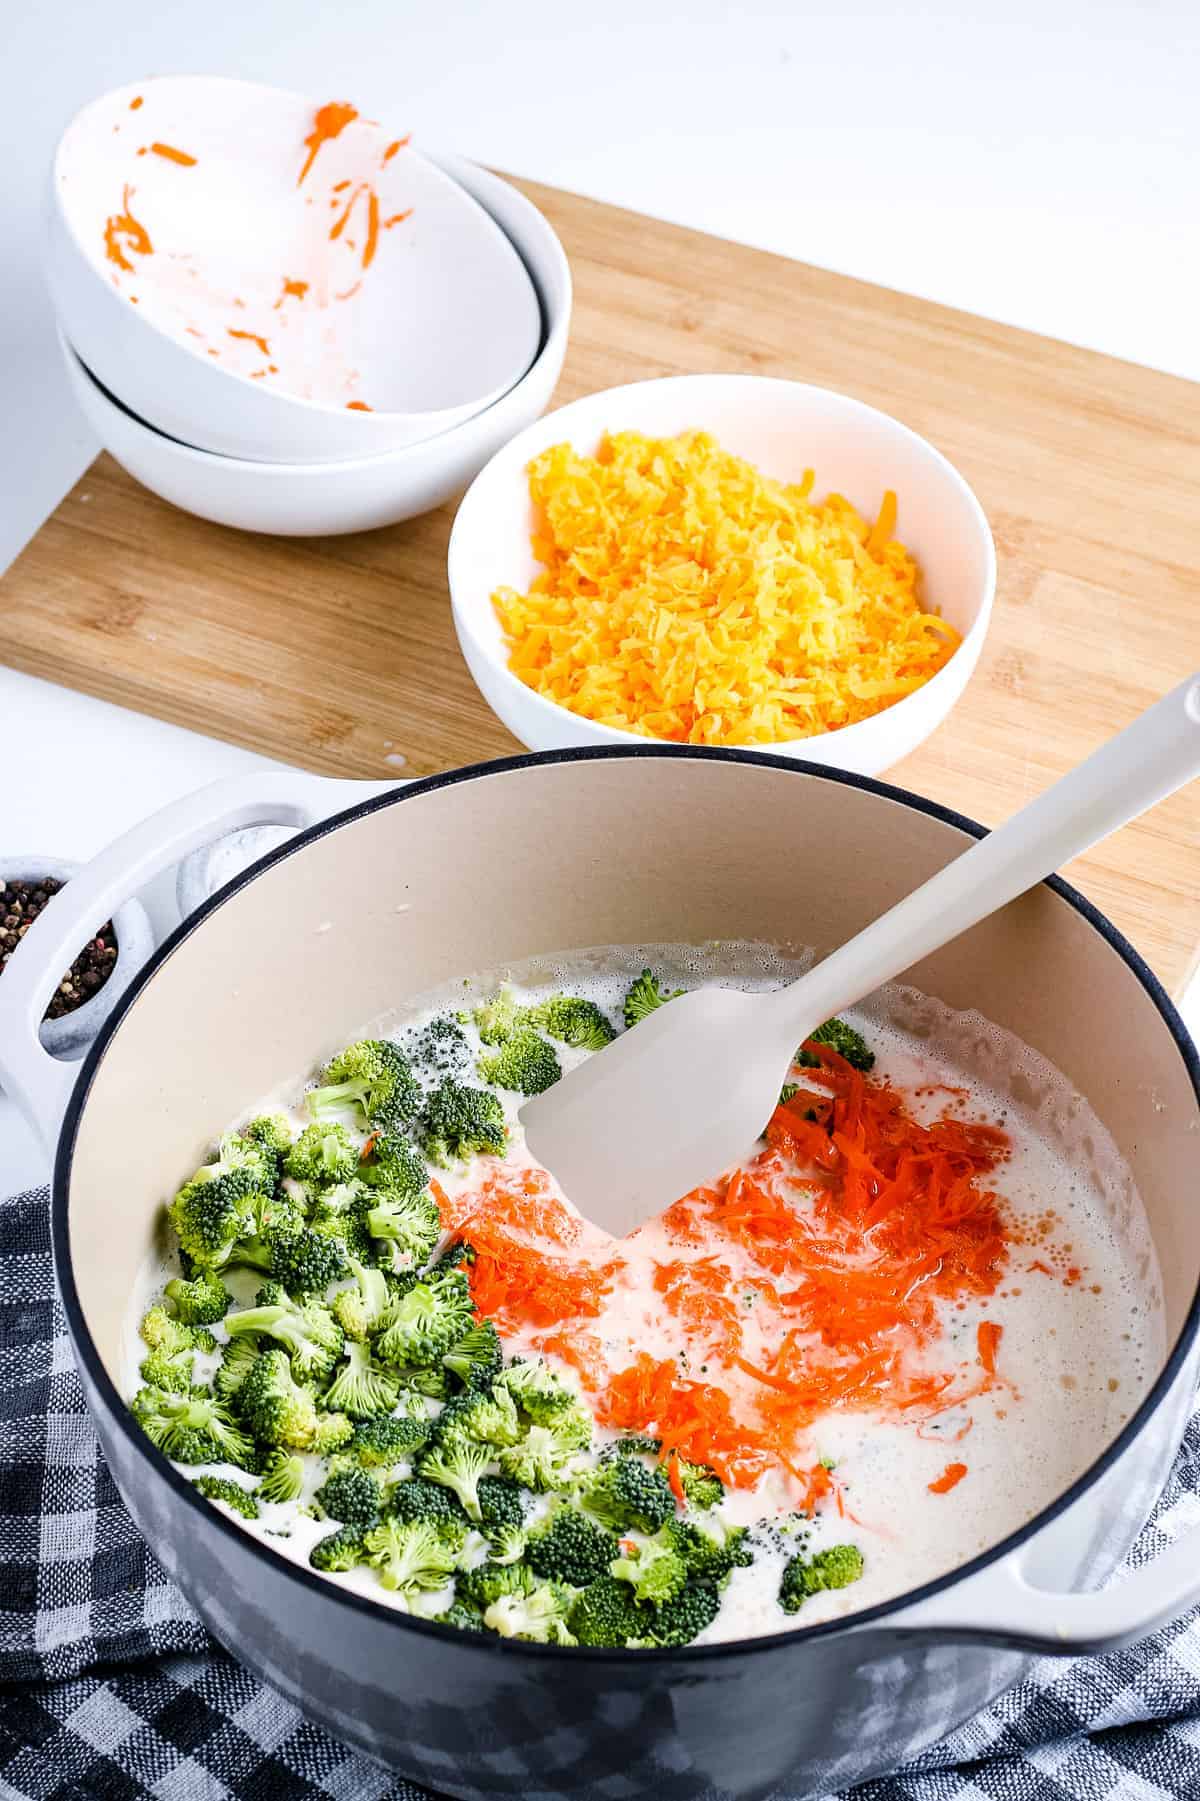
[2,0,1198,1187]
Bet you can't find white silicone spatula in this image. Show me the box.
[522,673,1200,1237]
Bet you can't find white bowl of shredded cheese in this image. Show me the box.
[448,375,995,775]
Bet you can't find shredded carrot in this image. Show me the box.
[977,1320,1002,1376]
[929,1462,968,1494]
[298,101,358,185]
[149,142,196,166]
[103,186,152,272]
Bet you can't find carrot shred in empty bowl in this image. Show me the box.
[491,430,961,745]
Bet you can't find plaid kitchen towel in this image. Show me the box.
[3,1184,1200,1801]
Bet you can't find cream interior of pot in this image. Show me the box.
[65,758,1200,1384]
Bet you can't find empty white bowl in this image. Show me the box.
[60,152,570,537]
[48,77,542,463]
[447,375,995,776]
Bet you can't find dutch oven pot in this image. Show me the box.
[2,749,1199,1801]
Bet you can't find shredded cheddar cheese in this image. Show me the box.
[492,430,960,745]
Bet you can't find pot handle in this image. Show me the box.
[0,770,396,1153]
[886,1527,1200,1654]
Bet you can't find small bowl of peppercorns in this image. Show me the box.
[0,857,155,1059]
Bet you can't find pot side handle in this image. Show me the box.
[886,1528,1200,1655]
[0,770,396,1152]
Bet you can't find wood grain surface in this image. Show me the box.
[4,176,1199,991]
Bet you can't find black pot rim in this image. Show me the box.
[51,743,1200,1665]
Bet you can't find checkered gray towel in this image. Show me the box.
[3,1184,1199,1801]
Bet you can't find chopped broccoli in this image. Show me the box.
[284,1122,359,1188]
[497,1359,585,1426]
[456,1560,533,1610]
[384,1476,469,1537]
[622,969,685,1029]
[611,1538,688,1605]
[167,1136,273,1270]
[313,1411,355,1456]
[476,1477,527,1560]
[364,1188,441,1270]
[472,987,523,1046]
[635,1580,722,1647]
[484,1582,576,1645]
[527,995,616,1051]
[675,1455,724,1512]
[417,1433,495,1520]
[225,1293,344,1384]
[163,1270,231,1325]
[374,1271,475,1368]
[191,1475,260,1520]
[396,1363,451,1402]
[404,1015,472,1079]
[433,1598,485,1633]
[332,1259,395,1341]
[527,1507,619,1587]
[486,1519,529,1566]
[350,1413,432,1468]
[665,1516,754,1585]
[578,1457,674,1534]
[568,1575,652,1648]
[308,1040,421,1132]
[258,1450,305,1504]
[267,1223,347,1296]
[779,1543,865,1613]
[476,1028,561,1097]
[363,1517,458,1596]
[359,1134,430,1201]
[497,1422,589,1493]
[434,1385,522,1450]
[235,1349,320,1451]
[139,1306,216,1365]
[443,1320,503,1392]
[322,1340,401,1419]
[314,1462,383,1527]
[310,1524,368,1573]
[428,1239,476,1279]
[241,1114,293,1161]
[420,1080,506,1165]
[605,1433,663,1459]
[797,1018,874,1073]
[132,1383,255,1469]
[779,1082,801,1106]
[139,1352,199,1393]
[214,1335,261,1405]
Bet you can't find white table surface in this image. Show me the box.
[2,0,1198,1190]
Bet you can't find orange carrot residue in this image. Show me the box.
[149,142,197,166]
[977,1320,1002,1376]
[103,186,152,272]
[298,100,358,185]
[228,328,271,356]
[382,135,410,162]
[665,1451,687,1507]
[384,209,413,228]
[329,184,363,241]
[332,179,351,193]
[129,96,143,110]
[275,277,309,309]
[362,189,380,268]
[346,400,373,411]
[928,1462,968,1494]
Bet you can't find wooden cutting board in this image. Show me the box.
[4,177,1200,993]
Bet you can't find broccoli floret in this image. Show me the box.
[420,1080,507,1165]
[472,987,523,1046]
[433,1598,485,1633]
[385,1476,469,1536]
[139,1306,216,1364]
[605,1433,663,1459]
[579,1457,674,1534]
[675,1455,724,1511]
[428,1239,476,1279]
[258,1450,305,1504]
[364,1517,459,1597]
[350,1413,432,1468]
[611,1536,688,1605]
[405,1015,472,1080]
[307,1180,375,1265]
[476,1028,561,1097]
[314,1462,383,1527]
[285,1122,359,1188]
[797,1018,874,1073]
[139,1352,200,1393]
[417,1434,495,1521]
[496,1359,585,1426]
[191,1475,260,1520]
[665,1516,754,1585]
[527,995,617,1051]
[622,968,684,1029]
[224,1293,344,1384]
[457,1560,533,1610]
[267,1223,348,1296]
[477,1474,526,1534]
[527,1507,619,1587]
[321,1340,401,1419]
[484,1582,576,1645]
[359,1135,430,1200]
[235,1349,320,1451]
[132,1384,255,1469]
[397,1363,451,1402]
[163,1270,232,1325]
[779,1543,865,1613]
[331,1258,393,1342]
[497,1422,589,1493]
[312,1411,355,1456]
[568,1575,652,1648]
[242,1114,294,1161]
[434,1385,521,1450]
[364,1188,441,1271]
[374,1271,475,1368]
[443,1320,503,1392]
[308,1040,421,1132]
[167,1138,271,1270]
[635,1580,722,1647]
[214,1335,261,1405]
[310,1524,368,1573]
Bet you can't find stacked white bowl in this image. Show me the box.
[47,79,571,535]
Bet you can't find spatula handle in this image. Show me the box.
[785,673,1200,1028]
